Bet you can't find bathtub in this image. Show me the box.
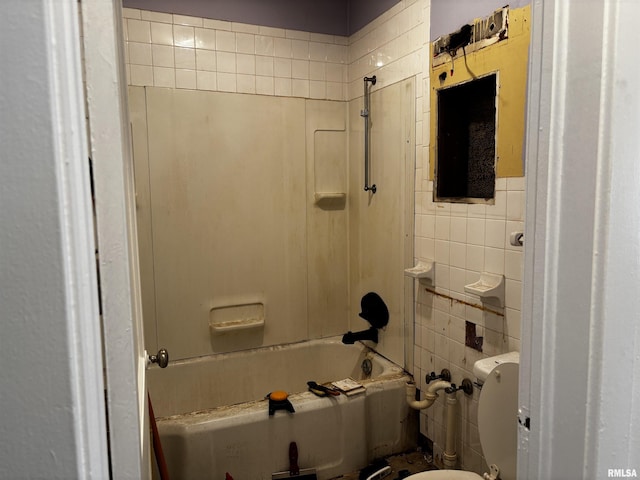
[148,337,416,479]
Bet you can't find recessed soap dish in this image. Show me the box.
[404,260,434,280]
[464,273,505,306]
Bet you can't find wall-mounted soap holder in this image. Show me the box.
[404,260,435,281]
[314,192,346,210]
[464,273,504,306]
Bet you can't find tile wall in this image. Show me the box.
[122,8,348,100]
[121,0,524,474]
[414,177,525,473]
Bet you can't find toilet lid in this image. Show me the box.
[477,362,519,480]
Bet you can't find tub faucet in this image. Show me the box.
[342,327,379,344]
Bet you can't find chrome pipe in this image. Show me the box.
[361,76,377,193]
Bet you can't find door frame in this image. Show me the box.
[519,0,640,477]
[81,1,150,478]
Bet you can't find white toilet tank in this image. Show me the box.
[475,352,520,480]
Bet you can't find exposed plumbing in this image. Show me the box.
[406,371,473,469]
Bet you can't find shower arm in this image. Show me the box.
[361,76,377,194]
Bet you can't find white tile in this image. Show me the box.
[173,25,195,48]
[256,76,275,95]
[504,250,523,281]
[334,36,349,46]
[259,26,285,38]
[141,11,172,23]
[495,178,507,191]
[435,201,450,215]
[196,49,216,71]
[484,247,504,275]
[327,82,344,101]
[450,203,468,217]
[309,61,326,81]
[434,240,450,265]
[217,52,236,73]
[274,77,292,96]
[130,64,153,86]
[292,40,310,60]
[274,37,293,58]
[274,58,292,78]
[466,244,484,272]
[291,60,309,79]
[505,279,522,310]
[175,69,196,89]
[417,238,435,261]
[173,14,202,27]
[326,63,344,82]
[435,216,450,240]
[255,36,275,56]
[196,70,216,91]
[434,263,450,290]
[434,332,450,360]
[309,80,326,99]
[237,54,255,74]
[507,177,525,191]
[505,308,521,340]
[485,219,506,249]
[127,19,151,43]
[217,72,237,92]
[450,242,466,269]
[309,42,328,61]
[232,22,260,34]
[236,33,255,54]
[434,309,450,335]
[310,32,334,44]
[216,30,236,52]
[150,22,173,45]
[507,190,525,221]
[152,45,174,68]
[292,79,309,97]
[237,74,256,94]
[174,47,195,69]
[450,216,467,243]
[204,19,231,31]
[421,214,435,238]
[122,8,141,19]
[467,203,486,218]
[128,42,152,65]
[286,29,310,41]
[467,218,485,246]
[450,267,467,295]
[327,44,347,63]
[255,56,274,76]
[195,28,216,50]
[487,190,507,219]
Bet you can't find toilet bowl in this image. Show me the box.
[406,352,520,480]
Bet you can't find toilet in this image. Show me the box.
[407,352,520,480]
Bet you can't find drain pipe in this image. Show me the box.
[406,376,474,470]
[405,380,450,410]
[442,390,458,469]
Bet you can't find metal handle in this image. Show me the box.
[361,76,377,194]
[149,348,169,368]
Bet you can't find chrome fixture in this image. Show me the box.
[361,76,377,194]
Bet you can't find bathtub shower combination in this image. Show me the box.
[148,337,416,479]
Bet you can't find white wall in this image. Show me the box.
[0,1,108,477]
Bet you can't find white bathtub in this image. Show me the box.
[148,337,416,479]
